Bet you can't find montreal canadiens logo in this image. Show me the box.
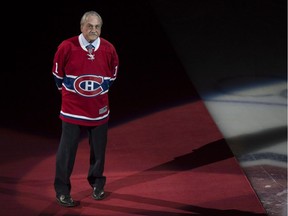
[74,75,104,97]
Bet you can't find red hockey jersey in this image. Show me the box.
[52,35,119,126]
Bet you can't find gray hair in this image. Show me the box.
[80,11,103,27]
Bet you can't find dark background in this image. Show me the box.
[1,0,286,136]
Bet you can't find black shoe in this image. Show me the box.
[92,187,105,200]
[56,194,76,207]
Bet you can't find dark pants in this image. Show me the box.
[54,121,108,196]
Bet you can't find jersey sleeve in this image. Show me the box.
[52,41,70,90]
[109,44,119,87]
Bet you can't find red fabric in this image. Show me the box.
[0,101,267,215]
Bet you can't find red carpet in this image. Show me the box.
[0,100,267,215]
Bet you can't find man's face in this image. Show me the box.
[81,15,102,43]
